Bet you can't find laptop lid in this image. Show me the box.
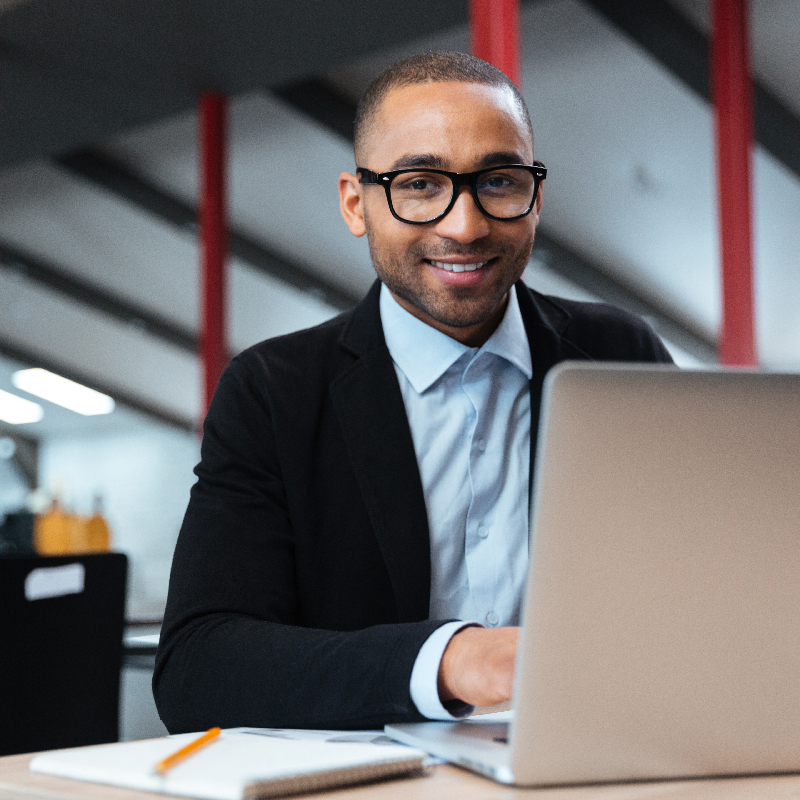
[511,363,800,785]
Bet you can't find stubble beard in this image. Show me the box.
[365,225,534,330]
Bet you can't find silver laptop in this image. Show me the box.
[386,363,800,786]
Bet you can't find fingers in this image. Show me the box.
[437,626,519,708]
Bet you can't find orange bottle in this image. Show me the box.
[68,513,91,553]
[86,495,111,552]
[33,498,71,555]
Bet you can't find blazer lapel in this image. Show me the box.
[330,282,431,623]
[516,281,575,495]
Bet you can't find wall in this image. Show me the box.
[0,456,28,519]
[39,423,199,617]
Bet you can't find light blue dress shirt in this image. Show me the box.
[379,283,533,719]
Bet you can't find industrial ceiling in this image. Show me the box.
[1,0,798,447]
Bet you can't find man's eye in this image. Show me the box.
[397,178,441,192]
[394,176,446,194]
[480,175,512,189]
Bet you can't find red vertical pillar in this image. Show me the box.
[469,0,521,87]
[712,0,757,366]
[199,92,228,415]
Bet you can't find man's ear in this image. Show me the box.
[339,172,366,237]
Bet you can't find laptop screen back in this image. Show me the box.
[513,364,800,785]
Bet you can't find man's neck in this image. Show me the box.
[388,290,509,348]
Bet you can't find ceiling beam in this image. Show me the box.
[55,149,360,312]
[0,336,194,433]
[274,78,717,362]
[0,241,197,353]
[274,78,357,141]
[583,0,800,181]
[275,79,358,145]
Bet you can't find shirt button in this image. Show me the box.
[478,525,489,539]
[477,438,486,452]
[486,611,499,626]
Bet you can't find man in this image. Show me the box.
[154,52,671,732]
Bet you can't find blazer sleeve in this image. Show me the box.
[153,357,447,733]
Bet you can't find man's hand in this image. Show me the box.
[437,626,519,707]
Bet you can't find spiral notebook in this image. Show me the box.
[29,728,427,799]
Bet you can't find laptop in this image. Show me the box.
[386,363,800,786]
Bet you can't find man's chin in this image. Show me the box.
[379,268,515,335]
[426,309,499,330]
[404,295,506,331]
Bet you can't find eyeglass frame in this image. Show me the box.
[356,162,547,225]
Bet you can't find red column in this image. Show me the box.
[469,0,521,87]
[199,92,229,415]
[712,0,757,366]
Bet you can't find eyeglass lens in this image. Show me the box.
[390,168,536,222]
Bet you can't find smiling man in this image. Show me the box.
[154,52,672,732]
[343,79,540,347]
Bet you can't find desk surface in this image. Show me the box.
[4,752,800,800]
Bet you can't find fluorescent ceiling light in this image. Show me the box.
[0,389,44,425]
[12,368,115,416]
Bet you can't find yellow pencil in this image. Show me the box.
[155,727,221,776]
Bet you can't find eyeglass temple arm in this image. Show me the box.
[356,168,380,184]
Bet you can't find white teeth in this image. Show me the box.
[430,260,486,272]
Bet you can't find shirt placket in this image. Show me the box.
[461,353,505,628]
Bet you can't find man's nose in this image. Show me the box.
[433,186,491,242]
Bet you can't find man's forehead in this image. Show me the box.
[362,81,532,166]
[378,81,521,126]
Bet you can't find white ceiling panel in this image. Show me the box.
[521,0,720,337]
[102,92,377,300]
[0,160,199,331]
[0,156,342,382]
[0,270,199,421]
[227,254,338,353]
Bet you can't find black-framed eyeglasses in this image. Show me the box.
[357,163,546,224]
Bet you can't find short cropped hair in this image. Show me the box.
[354,51,534,163]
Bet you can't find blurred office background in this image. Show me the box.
[0,0,798,739]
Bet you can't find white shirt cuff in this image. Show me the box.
[410,621,480,720]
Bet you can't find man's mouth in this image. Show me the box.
[427,259,488,273]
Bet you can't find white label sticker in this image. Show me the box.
[25,563,86,601]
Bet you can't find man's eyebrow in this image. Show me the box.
[475,152,528,168]
[388,154,448,171]
[387,151,529,172]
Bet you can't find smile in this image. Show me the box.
[428,260,487,273]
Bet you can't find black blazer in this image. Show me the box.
[154,280,672,732]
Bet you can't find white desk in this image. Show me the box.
[4,750,800,800]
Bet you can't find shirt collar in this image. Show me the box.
[380,283,532,394]
[481,284,533,380]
